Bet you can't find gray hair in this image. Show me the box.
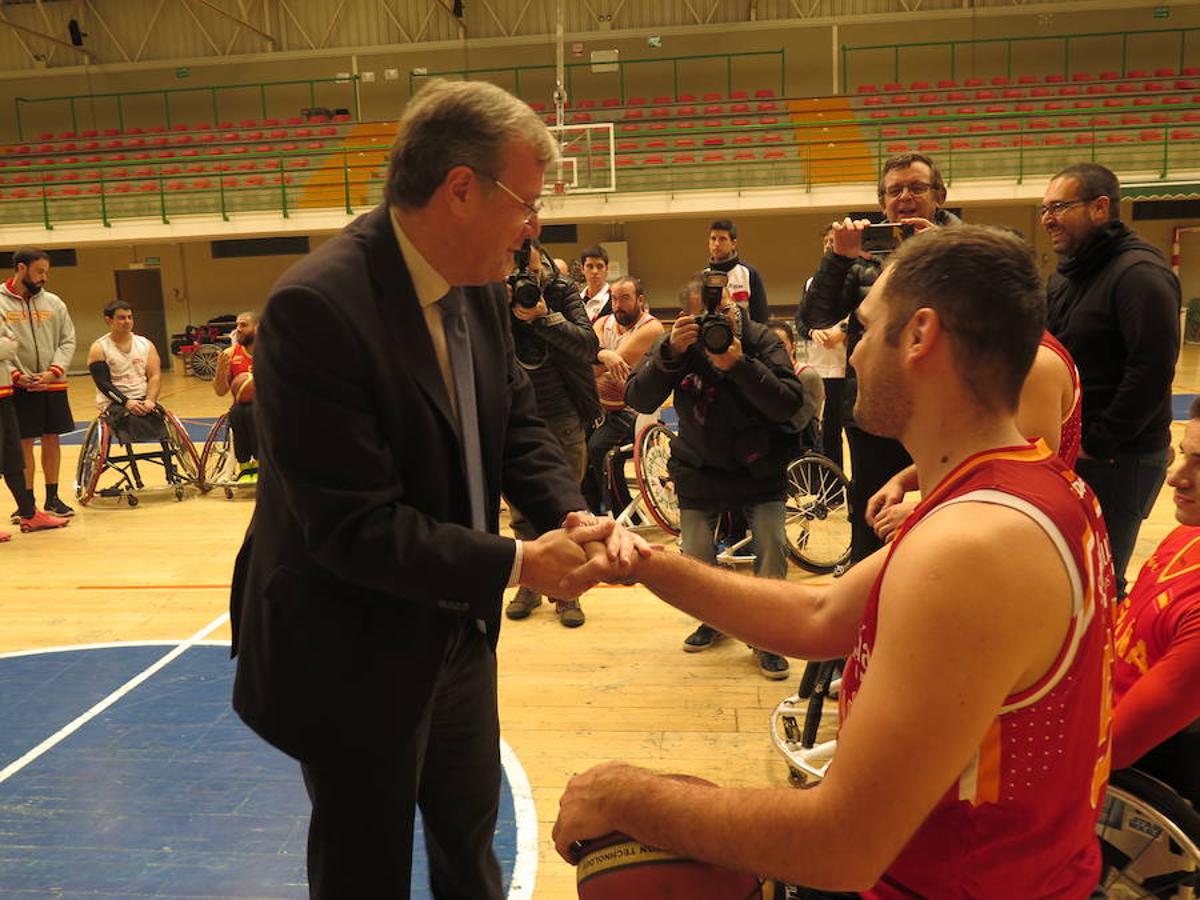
[386,79,559,210]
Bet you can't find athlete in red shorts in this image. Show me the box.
[1111,396,1200,809]
[555,226,1116,899]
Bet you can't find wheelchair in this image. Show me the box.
[607,413,682,536]
[198,410,255,499]
[74,404,202,507]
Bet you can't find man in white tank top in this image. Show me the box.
[86,300,161,416]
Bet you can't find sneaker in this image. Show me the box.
[9,510,18,525]
[505,588,543,620]
[683,624,723,652]
[235,466,259,485]
[44,497,74,517]
[18,509,70,533]
[554,599,585,628]
[0,530,11,542]
[756,650,790,681]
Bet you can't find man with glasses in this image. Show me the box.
[230,79,643,898]
[1042,162,1180,596]
[800,152,960,566]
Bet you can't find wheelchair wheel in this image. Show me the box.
[785,453,851,574]
[74,418,108,507]
[1098,768,1200,898]
[161,409,202,488]
[633,422,680,536]
[190,343,221,381]
[198,411,233,492]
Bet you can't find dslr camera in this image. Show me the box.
[507,239,575,311]
[694,268,735,354]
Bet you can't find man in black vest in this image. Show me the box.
[1042,162,1180,595]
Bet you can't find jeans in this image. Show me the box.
[679,500,788,580]
[1075,446,1169,596]
[586,409,637,514]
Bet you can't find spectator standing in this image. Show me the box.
[578,245,612,323]
[707,219,770,324]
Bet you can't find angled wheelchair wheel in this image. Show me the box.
[1098,768,1200,899]
[74,417,108,507]
[633,422,680,536]
[198,411,233,492]
[785,453,851,574]
[161,409,202,488]
[190,344,221,381]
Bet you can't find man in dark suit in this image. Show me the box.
[230,79,635,898]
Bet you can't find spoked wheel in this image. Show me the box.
[74,418,108,507]
[161,409,202,490]
[1098,768,1200,899]
[198,411,233,492]
[785,453,851,574]
[190,343,221,380]
[633,422,680,536]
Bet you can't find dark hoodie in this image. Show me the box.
[1047,220,1180,458]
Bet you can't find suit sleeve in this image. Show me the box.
[1084,263,1181,459]
[255,283,520,619]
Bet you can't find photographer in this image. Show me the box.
[505,240,602,628]
[800,151,960,565]
[625,274,807,680]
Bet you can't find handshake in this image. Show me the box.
[520,512,655,598]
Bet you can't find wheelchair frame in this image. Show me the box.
[198,410,254,499]
[74,406,202,507]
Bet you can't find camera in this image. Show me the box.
[695,268,735,355]
[860,222,916,255]
[507,239,577,311]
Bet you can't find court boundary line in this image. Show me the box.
[0,612,229,785]
[500,737,538,900]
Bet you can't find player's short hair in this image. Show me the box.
[385,79,557,211]
[1052,162,1121,221]
[13,247,49,270]
[103,299,132,318]
[882,225,1044,414]
[580,245,608,265]
[611,275,643,298]
[877,152,947,206]
[709,219,737,239]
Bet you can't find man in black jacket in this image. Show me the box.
[1042,162,1180,595]
[625,289,809,679]
[800,152,959,565]
[505,241,602,627]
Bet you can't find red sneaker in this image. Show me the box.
[18,510,70,532]
[0,530,11,542]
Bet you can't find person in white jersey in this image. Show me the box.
[86,300,162,423]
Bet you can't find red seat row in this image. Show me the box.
[32,113,350,144]
[857,68,1200,93]
[528,89,775,112]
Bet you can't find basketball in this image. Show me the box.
[576,831,763,899]
[231,372,255,404]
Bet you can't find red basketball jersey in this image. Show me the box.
[228,342,253,381]
[1040,330,1082,469]
[840,440,1116,900]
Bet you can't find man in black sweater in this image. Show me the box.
[1042,162,1180,595]
[625,289,809,679]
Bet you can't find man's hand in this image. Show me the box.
[597,349,630,383]
[669,315,700,356]
[553,761,642,863]
[831,217,872,259]
[706,335,742,371]
[865,474,907,528]
[873,500,915,542]
[15,372,41,390]
[810,326,846,350]
[520,529,589,597]
[559,511,654,594]
[126,398,156,416]
[511,298,549,322]
[899,216,937,233]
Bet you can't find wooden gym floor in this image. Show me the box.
[1,343,1198,899]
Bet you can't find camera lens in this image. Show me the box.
[701,317,733,354]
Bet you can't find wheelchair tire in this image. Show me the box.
[198,411,232,492]
[785,453,851,574]
[74,418,108,507]
[162,409,202,488]
[190,344,221,381]
[1098,767,1200,899]
[633,422,680,537]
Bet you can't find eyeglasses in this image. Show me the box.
[1037,198,1088,219]
[883,182,933,199]
[480,172,542,222]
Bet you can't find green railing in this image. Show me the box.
[14,76,361,141]
[842,27,1200,93]
[408,50,785,106]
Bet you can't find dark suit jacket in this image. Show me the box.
[230,204,585,765]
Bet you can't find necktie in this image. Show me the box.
[439,289,487,532]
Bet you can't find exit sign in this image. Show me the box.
[1154,6,1170,18]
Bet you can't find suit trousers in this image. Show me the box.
[844,425,912,564]
[299,615,503,900]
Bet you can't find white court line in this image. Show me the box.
[0,612,229,785]
[500,736,538,900]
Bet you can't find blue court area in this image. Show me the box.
[0,644,525,898]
